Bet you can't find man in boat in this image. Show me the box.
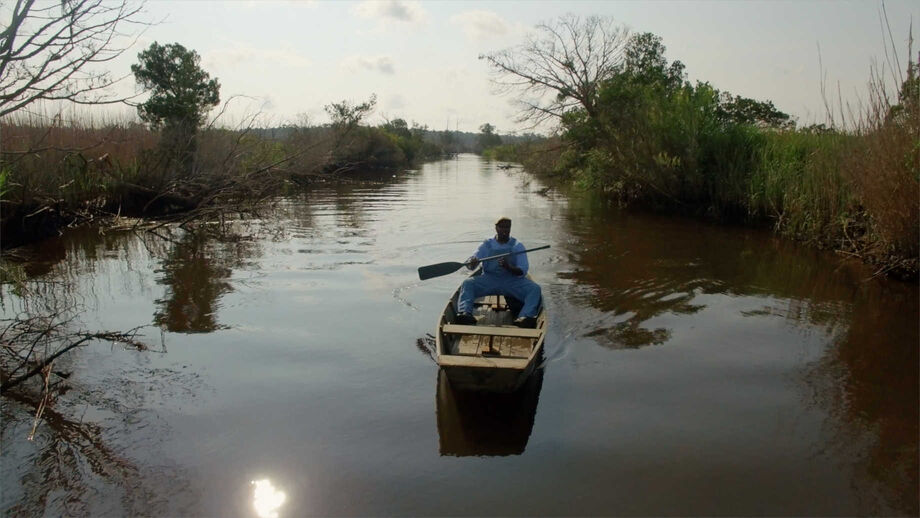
[454,217,542,328]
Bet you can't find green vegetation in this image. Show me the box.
[132,42,222,180]
[0,106,459,248]
[481,16,918,280]
[477,123,502,152]
[132,43,221,130]
[2,8,915,280]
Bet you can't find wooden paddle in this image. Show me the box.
[418,245,550,280]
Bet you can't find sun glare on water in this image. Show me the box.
[252,478,287,518]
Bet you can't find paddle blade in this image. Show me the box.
[418,261,465,280]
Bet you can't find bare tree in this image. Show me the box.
[479,14,630,127]
[0,0,148,118]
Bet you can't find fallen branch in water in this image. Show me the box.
[1,315,149,394]
[28,362,53,441]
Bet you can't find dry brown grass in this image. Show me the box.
[835,50,919,275]
[1,112,157,207]
[2,111,156,164]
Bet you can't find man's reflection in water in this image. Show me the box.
[436,362,544,457]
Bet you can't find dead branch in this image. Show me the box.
[0,0,151,117]
[1,322,149,394]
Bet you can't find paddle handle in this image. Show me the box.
[466,245,551,266]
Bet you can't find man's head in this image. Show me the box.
[495,217,511,243]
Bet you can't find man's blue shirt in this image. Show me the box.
[474,237,528,277]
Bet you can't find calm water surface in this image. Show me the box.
[1,155,917,516]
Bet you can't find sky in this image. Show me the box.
[100,0,920,133]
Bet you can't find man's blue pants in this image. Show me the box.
[457,274,542,318]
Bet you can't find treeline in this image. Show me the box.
[0,34,517,250]
[0,105,516,248]
[480,16,918,280]
[256,123,536,156]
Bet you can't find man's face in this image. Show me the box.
[495,222,511,242]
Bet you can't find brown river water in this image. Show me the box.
[1,154,917,516]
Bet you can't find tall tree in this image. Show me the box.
[480,14,629,127]
[132,42,219,174]
[478,123,502,151]
[131,42,220,130]
[0,0,147,117]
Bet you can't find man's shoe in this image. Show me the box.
[455,313,477,326]
[513,316,537,329]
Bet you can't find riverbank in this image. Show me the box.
[484,77,918,282]
[0,116,447,249]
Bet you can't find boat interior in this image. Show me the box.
[441,294,544,359]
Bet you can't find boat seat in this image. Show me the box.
[442,324,542,339]
[472,295,524,316]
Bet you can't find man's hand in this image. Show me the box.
[466,256,479,270]
[498,257,522,275]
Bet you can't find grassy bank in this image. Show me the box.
[486,60,918,281]
[0,113,445,248]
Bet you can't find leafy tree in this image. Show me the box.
[478,123,502,151]
[381,118,411,139]
[716,93,791,128]
[480,15,629,126]
[132,42,221,130]
[0,0,147,117]
[325,95,377,129]
[132,42,220,176]
[623,33,686,92]
[566,33,687,148]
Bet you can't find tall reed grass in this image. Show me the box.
[1,111,156,207]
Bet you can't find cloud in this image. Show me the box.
[384,94,406,111]
[235,0,317,10]
[205,46,311,71]
[450,10,511,40]
[342,55,396,75]
[352,0,427,24]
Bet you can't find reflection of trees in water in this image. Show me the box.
[323,170,413,231]
[561,192,919,514]
[3,390,155,516]
[153,226,260,333]
[1,226,161,316]
[2,368,198,516]
[805,286,919,516]
[559,194,865,348]
[0,223,256,516]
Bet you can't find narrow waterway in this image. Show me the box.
[1,154,916,516]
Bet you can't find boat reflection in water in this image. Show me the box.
[436,361,545,457]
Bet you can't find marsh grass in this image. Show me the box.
[0,110,291,246]
[837,62,919,265]
[1,112,156,206]
[0,107,442,248]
